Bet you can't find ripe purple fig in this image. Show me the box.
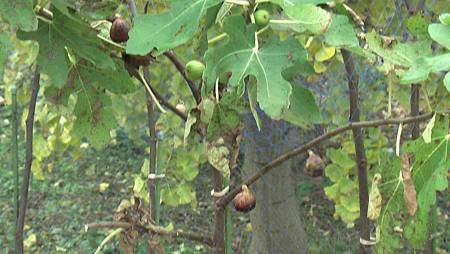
[305,150,325,177]
[110,17,130,43]
[233,185,256,213]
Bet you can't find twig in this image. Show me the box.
[94,228,124,254]
[11,86,19,248]
[126,0,138,19]
[141,70,188,121]
[410,84,420,139]
[163,51,201,105]
[15,68,40,254]
[341,49,370,253]
[85,221,214,246]
[216,112,439,208]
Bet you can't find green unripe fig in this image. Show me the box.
[186,60,205,80]
[254,9,271,27]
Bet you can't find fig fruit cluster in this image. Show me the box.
[233,185,256,213]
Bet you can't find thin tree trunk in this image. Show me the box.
[15,68,40,254]
[341,49,371,254]
[11,86,19,220]
[242,113,308,254]
[144,68,157,254]
[213,170,226,254]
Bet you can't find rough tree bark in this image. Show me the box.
[242,113,309,254]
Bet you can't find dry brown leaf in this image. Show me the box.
[401,154,417,216]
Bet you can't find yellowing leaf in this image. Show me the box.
[368,174,382,220]
[315,46,336,62]
[141,159,150,176]
[422,114,436,143]
[164,222,174,231]
[401,154,417,216]
[99,182,110,193]
[24,233,37,248]
[314,61,327,73]
[184,112,197,145]
[31,160,45,180]
[206,138,230,179]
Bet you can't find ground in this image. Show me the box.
[0,130,448,253]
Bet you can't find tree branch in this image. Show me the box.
[410,84,420,139]
[125,0,138,18]
[139,71,188,121]
[164,51,201,105]
[85,221,214,247]
[216,112,438,208]
[15,68,40,254]
[341,49,370,254]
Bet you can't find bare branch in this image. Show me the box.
[216,112,439,208]
[15,68,40,254]
[85,221,214,247]
[341,49,370,253]
[164,51,201,105]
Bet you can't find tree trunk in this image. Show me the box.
[242,114,309,254]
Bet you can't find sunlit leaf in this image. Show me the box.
[126,0,222,55]
[204,16,306,117]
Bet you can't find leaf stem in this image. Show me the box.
[269,19,301,24]
[421,86,433,112]
[208,26,269,45]
[208,33,229,45]
[137,71,167,113]
[225,0,250,6]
